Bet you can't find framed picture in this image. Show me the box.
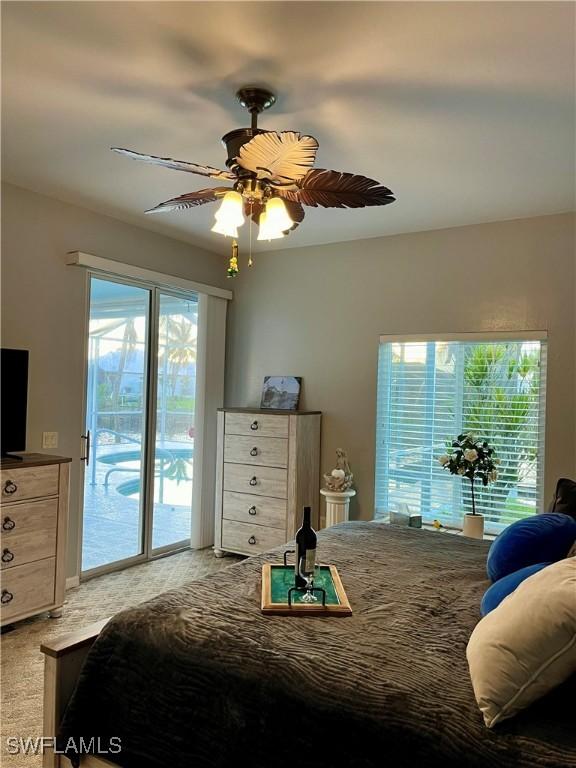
[260,376,302,410]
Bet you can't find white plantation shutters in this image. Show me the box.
[375,333,547,533]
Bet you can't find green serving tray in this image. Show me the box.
[261,563,352,616]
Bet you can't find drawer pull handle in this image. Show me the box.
[250,447,258,456]
[249,476,258,486]
[3,481,17,495]
[250,420,259,431]
[2,517,15,531]
[248,506,257,516]
[1,549,14,564]
[248,536,257,545]
[1,589,13,604]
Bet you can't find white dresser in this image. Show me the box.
[0,454,71,626]
[214,409,321,557]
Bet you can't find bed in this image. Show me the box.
[42,522,576,768]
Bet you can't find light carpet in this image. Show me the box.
[1,548,240,767]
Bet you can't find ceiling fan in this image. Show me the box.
[112,86,395,272]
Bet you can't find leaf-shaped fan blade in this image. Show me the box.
[112,148,235,181]
[145,188,228,214]
[237,132,318,183]
[278,169,395,208]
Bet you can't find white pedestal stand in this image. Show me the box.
[320,489,356,528]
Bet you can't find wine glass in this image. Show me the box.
[300,562,320,603]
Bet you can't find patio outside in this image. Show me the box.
[82,279,197,572]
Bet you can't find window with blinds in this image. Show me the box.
[374,335,547,533]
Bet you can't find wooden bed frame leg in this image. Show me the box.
[41,619,109,768]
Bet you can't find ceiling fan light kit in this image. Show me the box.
[257,211,285,241]
[211,219,238,239]
[211,190,245,238]
[112,85,395,276]
[264,197,294,231]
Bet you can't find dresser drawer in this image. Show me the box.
[224,435,288,468]
[0,464,59,502]
[223,463,287,499]
[222,491,286,529]
[1,557,55,622]
[225,413,289,438]
[0,498,58,569]
[222,520,286,555]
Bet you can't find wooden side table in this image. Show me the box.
[320,489,356,528]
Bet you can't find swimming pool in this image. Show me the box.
[97,447,194,491]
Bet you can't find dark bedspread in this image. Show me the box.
[60,522,576,768]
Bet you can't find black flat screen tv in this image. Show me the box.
[1,348,29,459]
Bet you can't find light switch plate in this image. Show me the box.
[42,431,59,449]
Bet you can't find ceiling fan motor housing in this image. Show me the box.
[221,127,268,173]
[223,86,276,173]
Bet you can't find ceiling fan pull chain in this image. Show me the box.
[248,202,254,268]
[227,239,239,278]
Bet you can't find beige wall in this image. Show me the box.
[2,184,574,577]
[226,213,576,521]
[0,182,227,578]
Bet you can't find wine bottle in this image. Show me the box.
[295,506,317,588]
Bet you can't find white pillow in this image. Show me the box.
[467,557,576,728]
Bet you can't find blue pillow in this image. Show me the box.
[487,513,576,583]
[480,562,551,616]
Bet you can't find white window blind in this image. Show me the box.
[374,335,547,533]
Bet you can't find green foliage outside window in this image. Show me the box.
[461,343,540,520]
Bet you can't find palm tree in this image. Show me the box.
[110,318,139,435]
[164,316,197,398]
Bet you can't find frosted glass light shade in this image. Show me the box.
[212,191,244,237]
[211,219,239,238]
[257,211,285,241]
[264,197,293,232]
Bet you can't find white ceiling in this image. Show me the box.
[2,2,574,255]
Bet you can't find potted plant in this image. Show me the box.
[438,433,498,539]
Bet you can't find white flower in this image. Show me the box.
[464,448,478,462]
[457,467,466,475]
[438,455,450,466]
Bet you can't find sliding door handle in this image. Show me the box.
[81,430,91,466]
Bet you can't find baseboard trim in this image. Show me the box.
[66,576,80,590]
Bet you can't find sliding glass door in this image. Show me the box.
[151,293,197,552]
[81,277,198,575]
[82,278,149,571]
